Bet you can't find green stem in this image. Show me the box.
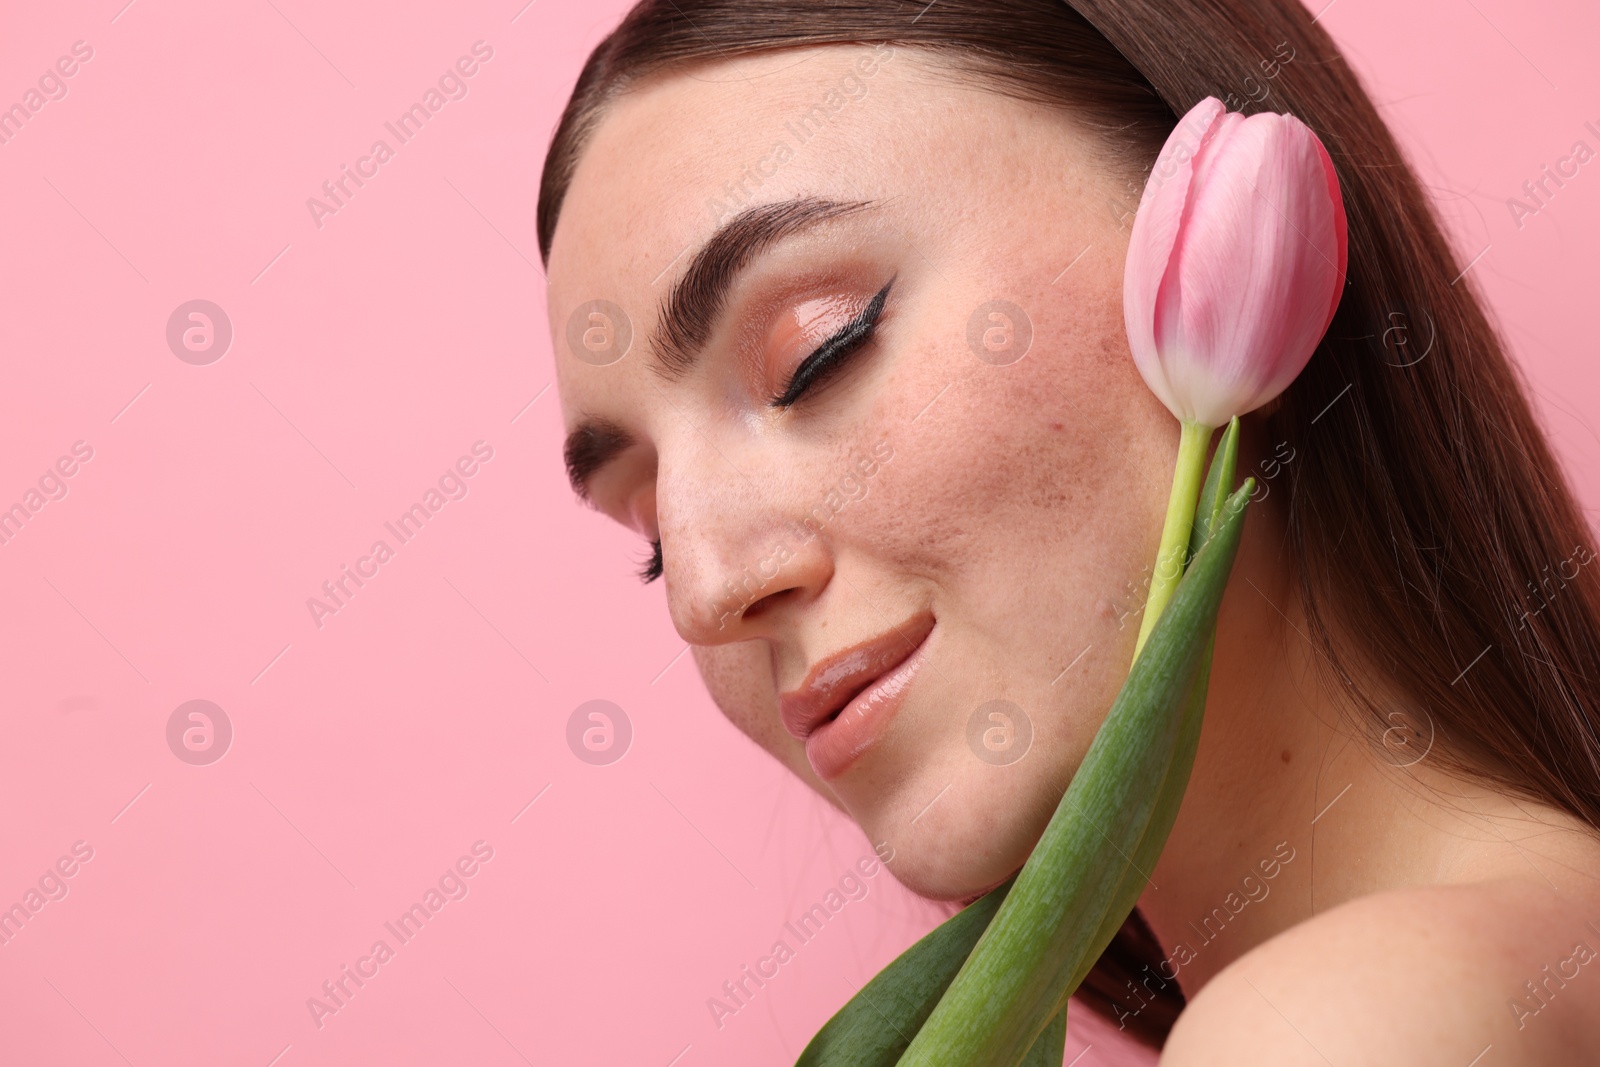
[1133,419,1213,662]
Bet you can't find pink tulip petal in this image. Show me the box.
[1122,97,1227,417]
[1122,99,1348,426]
[1318,139,1349,335]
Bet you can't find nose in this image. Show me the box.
[658,445,834,646]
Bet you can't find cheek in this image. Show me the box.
[796,276,1175,897]
[853,276,1168,598]
[690,643,842,803]
[690,641,773,739]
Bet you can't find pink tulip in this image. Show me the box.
[1122,97,1347,659]
[1123,96,1348,428]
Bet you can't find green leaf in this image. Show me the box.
[1190,417,1241,558]
[793,877,1071,1067]
[797,423,1249,1066]
[895,480,1254,1067]
[1020,1004,1067,1067]
[796,875,1013,1066]
[1070,417,1240,993]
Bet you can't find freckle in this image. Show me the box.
[1280,750,1292,764]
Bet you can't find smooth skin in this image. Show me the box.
[544,44,1600,1064]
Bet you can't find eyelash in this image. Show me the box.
[770,277,894,408]
[636,277,895,585]
[638,538,663,584]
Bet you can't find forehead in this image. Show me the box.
[553,49,882,264]
[545,46,982,320]
[543,44,1114,425]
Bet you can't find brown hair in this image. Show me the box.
[537,0,1600,1048]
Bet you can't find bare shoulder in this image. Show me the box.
[1160,877,1600,1065]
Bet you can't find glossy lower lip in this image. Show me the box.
[804,627,931,781]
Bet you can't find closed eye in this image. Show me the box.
[637,277,894,583]
[770,277,894,408]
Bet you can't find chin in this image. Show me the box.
[846,780,1044,903]
[869,830,1025,902]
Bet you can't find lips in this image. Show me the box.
[778,612,935,779]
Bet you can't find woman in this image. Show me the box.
[538,0,1600,1060]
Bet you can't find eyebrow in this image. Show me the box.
[562,195,879,503]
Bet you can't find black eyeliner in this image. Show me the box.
[771,276,895,408]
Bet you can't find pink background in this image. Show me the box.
[1,1,1595,1064]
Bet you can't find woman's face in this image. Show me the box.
[546,45,1182,900]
